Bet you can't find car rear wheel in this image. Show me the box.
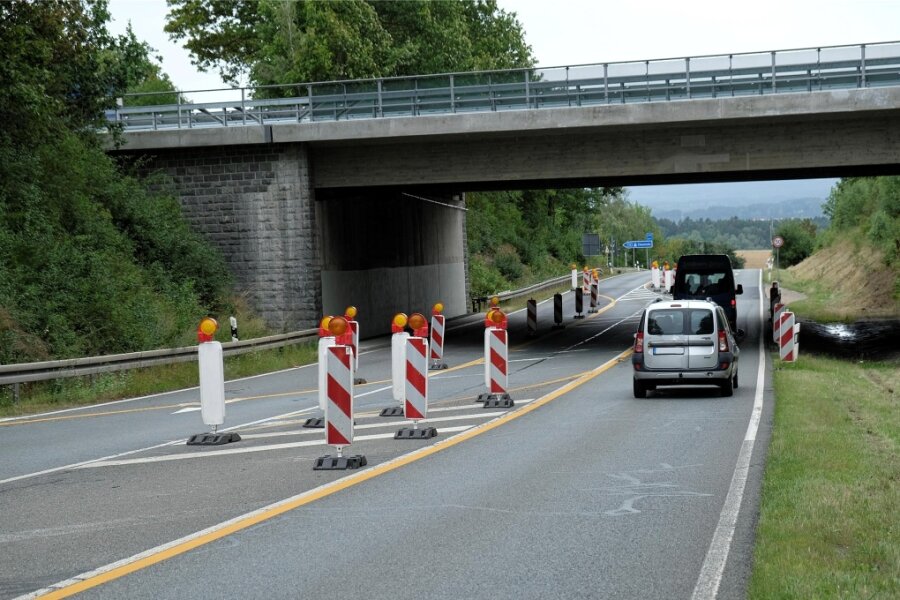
[633,379,647,399]
[720,376,734,397]
[733,370,738,389]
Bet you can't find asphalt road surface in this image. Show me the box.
[0,270,774,600]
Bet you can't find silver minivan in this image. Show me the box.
[631,300,740,398]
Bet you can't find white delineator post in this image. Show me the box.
[325,345,354,451]
[392,330,410,403]
[198,340,225,430]
[571,267,578,290]
[664,268,675,293]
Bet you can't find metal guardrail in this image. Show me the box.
[0,329,318,386]
[108,41,900,131]
[0,273,584,389]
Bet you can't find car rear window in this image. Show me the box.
[647,310,685,335]
[683,272,728,296]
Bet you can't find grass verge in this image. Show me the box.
[749,354,899,599]
[0,343,318,418]
[774,270,865,323]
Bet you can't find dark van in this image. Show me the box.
[672,255,743,332]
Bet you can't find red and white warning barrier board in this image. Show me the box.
[318,336,336,411]
[198,341,225,427]
[779,311,798,362]
[772,303,785,343]
[429,314,445,365]
[582,269,590,293]
[487,328,508,394]
[405,337,428,421]
[651,266,661,289]
[326,345,354,447]
[526,299,537,335]
[392,331,410,402]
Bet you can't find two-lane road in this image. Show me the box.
[1,270,772,599]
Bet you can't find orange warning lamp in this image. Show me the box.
[409,312,428,337]
[319,316,333,337]
[197,317,218,343]
[592,269,599,278]
[652,260,659,268]
[489,296,500,308]
[432,302,444,316]
[328,316,349,337]
[344,305,358,320]
[570,263,577,270]
[392,312,408,334]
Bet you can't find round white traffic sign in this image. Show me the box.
[772,236,784,248]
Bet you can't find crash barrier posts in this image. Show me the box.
[188,317,239,445]
[429,304,447,370]
[574,288,584,318]
[395,336,437,439]
[527,298,537,337]
[773,302,785,343]
[313,344,366,470]
[553,293,564,328]
[779,311,799,362]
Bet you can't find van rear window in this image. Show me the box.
[648,310,685,335]
[683,272,728,296]
[648,308,714,335]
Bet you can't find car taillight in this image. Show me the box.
[718,329,728,352]
[730,299,736,307]
[634,331,644,354]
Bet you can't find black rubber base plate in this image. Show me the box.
[394,427,438,439]
[313,455,367,470]
[552,324,566,330]
[477,392,511,404]
[573,314,585,319]
[186,432,241,446]
[354,377,367,385]
[303,417,325,428]
[484,396,515,409]
[429,363,448,370]
[380,406,404,417]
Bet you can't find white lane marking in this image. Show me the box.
[77,425,477,468]
[354,385,392,398]
[0,406,318,487]
[691,269,766,600]
[239,412,509,440]
[172,407,200,414]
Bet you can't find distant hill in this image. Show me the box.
[651,197,825,221]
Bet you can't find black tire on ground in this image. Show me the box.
[733,370,738,389]
[720,376,734,397]
[633,379,647,399]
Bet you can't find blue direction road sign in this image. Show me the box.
[623,240,653,249]
[645,232,654,240]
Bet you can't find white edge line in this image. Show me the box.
[691,269,766,600]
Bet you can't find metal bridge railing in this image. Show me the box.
[108,41,900,132]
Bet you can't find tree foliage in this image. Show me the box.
[164,0,534,87]
[0,0,230,364]
[823,176,900,263]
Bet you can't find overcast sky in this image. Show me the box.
[107,0,900,207]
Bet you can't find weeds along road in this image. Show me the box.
[0,270,774,600]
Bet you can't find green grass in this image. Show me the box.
[774,270,862,323]
[749,355,900,599]
[0,343,318,418]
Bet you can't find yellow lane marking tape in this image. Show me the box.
[35,348,632,599]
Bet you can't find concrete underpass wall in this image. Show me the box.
[132,144,321,331]
[319,192,467,336]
